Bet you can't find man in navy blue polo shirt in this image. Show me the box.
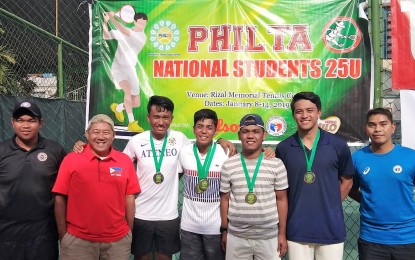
[0,100,66,260]
[275,92,354,260]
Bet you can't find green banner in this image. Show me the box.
[87,0,371,142]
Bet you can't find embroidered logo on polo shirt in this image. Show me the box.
[363,167,370,175]
[393,165,402,174]
[37,152,48,162]
[168,137,176,146]
[110,167,122,176]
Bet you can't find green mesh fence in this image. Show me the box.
[0,1,401,259]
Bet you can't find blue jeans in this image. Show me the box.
[358,238,415,260]
[180,229,224,260]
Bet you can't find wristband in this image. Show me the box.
[220,226,228,233]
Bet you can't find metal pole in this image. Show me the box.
[370,0,382,108]
[58,40,64,98]
[56,0,59,37]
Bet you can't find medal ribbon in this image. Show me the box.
[193,142,216,181]
[241,152,263,193]
[298,129,320,172]
[150,132,168,173]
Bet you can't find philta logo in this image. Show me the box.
[322,16,361,54]
[150,20,180,51]
[266,116,287,137]
[318,116,341,134]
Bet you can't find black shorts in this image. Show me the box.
[131,217,180,257]
[358,238,415,260]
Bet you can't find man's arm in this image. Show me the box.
[54,194,68,241]
[276,189,288,257]
[108,12,132,36]
[220,192,230,252]
[339,175,353,201]
[102,12,112,40]
[125,194,136,230]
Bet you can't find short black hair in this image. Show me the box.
[147,95,174,114]
[290,91,322,113]
[134,12,148,21]
[366,107,394,124]
[193,109,218,127]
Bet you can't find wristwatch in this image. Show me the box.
[220,226,228,233]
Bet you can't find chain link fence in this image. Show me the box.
[0,1,401,259]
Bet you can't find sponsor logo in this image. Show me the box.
[150,20,180,51]
[217,118,239,133]
[37,152,47,162]
[318,116,341,134]
[266,116,287,136]
[363,167,370,175]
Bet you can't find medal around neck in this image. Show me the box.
[195,183,204,194]
[153,172,164,184]
[304,171,315,184]
[245,192,257,205]
[199,178,209,191]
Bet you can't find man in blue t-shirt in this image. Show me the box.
[349,107,415,260]
[276,92,354,260]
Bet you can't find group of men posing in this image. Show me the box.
[1,92,415,260]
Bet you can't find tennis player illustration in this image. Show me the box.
[103,5,147,133]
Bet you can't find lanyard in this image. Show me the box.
[298,129,320,172]
[150,132,168,173]
[193,142,216,180]
[241,152,263,193]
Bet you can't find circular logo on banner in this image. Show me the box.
[37,152,48,162]
[266,116,287,136]
[322,16,361,53]
[150,20,180,51]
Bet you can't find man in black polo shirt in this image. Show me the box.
[0,100,66,260]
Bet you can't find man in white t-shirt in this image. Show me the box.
[103,11,147,133]
[178,109,227,260]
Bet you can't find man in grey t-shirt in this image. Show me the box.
[220,114,289,260]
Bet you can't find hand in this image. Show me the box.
[277,233,288,257]
[263,147,275,159]
[218,139,237,157]
[58,230,67,242]
[221,231,227,253]
[72,141,86,153]
[108,11,115,18]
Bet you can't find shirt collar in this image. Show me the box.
[10,135,46,150]
[83,144,117,162]
[291,128,330,147]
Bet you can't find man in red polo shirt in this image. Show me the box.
[53,114,140,259]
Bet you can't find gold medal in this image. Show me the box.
[304,171,315,184]
[245,192,257,205]
[153,172,164,184]
[199,178,209,191]
[195,183,204,194]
